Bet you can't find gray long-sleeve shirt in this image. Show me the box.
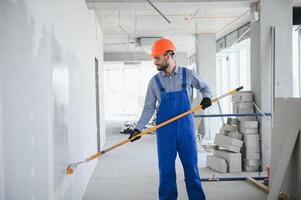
[136,66,212,131]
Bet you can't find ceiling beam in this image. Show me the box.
[104,51,189,62]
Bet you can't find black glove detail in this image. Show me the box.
[200,97,212,110]
[128,128,141,142]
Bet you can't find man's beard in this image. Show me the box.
[156,61,169,72]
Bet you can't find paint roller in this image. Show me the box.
[67,86,244,175]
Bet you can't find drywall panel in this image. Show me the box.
[53,66,70,189]
[0,0,104,199]
[0,79,4,200]
[271,98,301,199]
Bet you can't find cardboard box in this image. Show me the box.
[206,155,227,173]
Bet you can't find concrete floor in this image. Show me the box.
[83,120,267,200]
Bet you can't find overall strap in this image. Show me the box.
[182,67,187,89]
[154,75,165,93]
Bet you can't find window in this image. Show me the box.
[104,61,157,120]
[216,38,251,114]
[293,26,301,97]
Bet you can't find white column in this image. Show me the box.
[250,0,293,167]
[196,34,217,96]
[195,33,219,140]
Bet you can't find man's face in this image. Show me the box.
[153,53,170,72]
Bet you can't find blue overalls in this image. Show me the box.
[154,68,206,200]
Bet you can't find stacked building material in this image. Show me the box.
[206,155,227,173]
[207,118,243,173]
[240,121,260,172]
[214,149,242,173]
[232,91,260,172]
[232,91,256,121]
[207,91,262,173]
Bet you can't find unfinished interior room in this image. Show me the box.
[0,0,300,199]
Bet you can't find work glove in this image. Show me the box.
[200,97,212,110]
[128,128,141,142]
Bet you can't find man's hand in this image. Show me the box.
[128,129,141,142]
[200,97,212,110]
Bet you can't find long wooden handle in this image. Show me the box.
[87,86,244,160]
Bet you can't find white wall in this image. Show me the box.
[0,0,104,199]
[175,52,188,67]
[0,80,4,200]
[98,56,106,149]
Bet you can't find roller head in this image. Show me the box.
[67,163,77,175]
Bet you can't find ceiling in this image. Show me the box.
[87,0,255,56]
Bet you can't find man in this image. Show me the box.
[128,38,212,200]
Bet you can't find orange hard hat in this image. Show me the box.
[151,38,176,57]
